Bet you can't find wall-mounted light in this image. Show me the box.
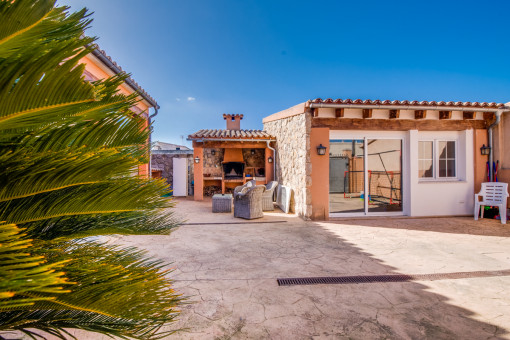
[194,156,200,164]
[317,144,327,156]
[268,156,273,163]
[480,144,490,156]
[211,150,216,156]
[251,149,255,155]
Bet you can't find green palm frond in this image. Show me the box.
[0,0,183,338]
[24,207,180,241]
[1,178,171,225]
[0,148,143,202]
[0,223,72,311]
[1,240,182,340]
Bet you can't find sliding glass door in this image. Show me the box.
[367,139,402,213]
[329,139,364,213]
[329,137,403,216]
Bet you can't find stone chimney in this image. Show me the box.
[223,114,243,130]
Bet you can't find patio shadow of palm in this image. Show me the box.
[107,199,510,339]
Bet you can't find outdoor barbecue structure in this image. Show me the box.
[188,114,276,200]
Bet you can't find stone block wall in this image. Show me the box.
[203,148,223,177]
[242,148,266,177]
[263,112,312,218]
[151,153,194,192]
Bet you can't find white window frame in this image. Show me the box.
[418,139,458,181]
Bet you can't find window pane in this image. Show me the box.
[447,141,455,158]
[419,141,433,159]
[419,160,433,178]
[329,139,365,213]
[438,141,447,159]
[446,160,456,177]
[368,139,402,213]
[439,159,446,177]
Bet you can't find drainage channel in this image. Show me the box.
[277,269,510,286]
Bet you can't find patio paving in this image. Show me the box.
[103,197,510,339]
[53,198,510,340]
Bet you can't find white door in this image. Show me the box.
[173,158,188,196]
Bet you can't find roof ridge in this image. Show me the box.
[309,98,503,108]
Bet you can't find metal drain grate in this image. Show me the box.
[277,269,510,286]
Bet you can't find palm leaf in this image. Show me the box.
[1,240,183,340]
[0,223,72,310]
[0,0,183,338]
[1,178,172,225]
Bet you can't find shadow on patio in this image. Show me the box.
[114,198,510,339]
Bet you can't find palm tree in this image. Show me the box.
[0,0,183,338]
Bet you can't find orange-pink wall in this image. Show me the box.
[265,147,274,182]
[310,127,330,220]
[80,56,149,110]
[473,129,488,192]
[193,146,204,200]
[80,54,152,178]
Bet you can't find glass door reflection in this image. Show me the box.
[329,139,365,213]
[367,139,402,212]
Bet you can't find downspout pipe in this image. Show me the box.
[488,109,504,182]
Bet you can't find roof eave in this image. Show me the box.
[90,46,160,109]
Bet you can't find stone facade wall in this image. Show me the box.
[151,153,194,191]
[263,112,312,218]
[203,148,224,177]
[242,148,265,168]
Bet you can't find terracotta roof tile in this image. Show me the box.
[188,129,275,140]
[90,45,159,109]
[309,98,504,108]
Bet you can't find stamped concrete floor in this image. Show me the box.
[56,198,510,340]
[103,198,510,340]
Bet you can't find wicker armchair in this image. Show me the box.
[234,185,265,219]
[262,181,278,211]
[234,180,257,195]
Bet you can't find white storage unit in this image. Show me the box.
[172,158,188,196]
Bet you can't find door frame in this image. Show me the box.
[329,130,407,218]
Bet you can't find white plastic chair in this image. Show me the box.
[474,182,509,224]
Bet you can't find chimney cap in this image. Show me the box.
[223,114,244,120]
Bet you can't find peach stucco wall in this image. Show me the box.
[474,129,489,193]
[80,55,150,113]
[310,127,330,220]
[265,147,275,184]
[80,54,152,178]
[193,146,204,201]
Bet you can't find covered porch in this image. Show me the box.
[188,114,275,200]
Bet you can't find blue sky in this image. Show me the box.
[62,0,510,147]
